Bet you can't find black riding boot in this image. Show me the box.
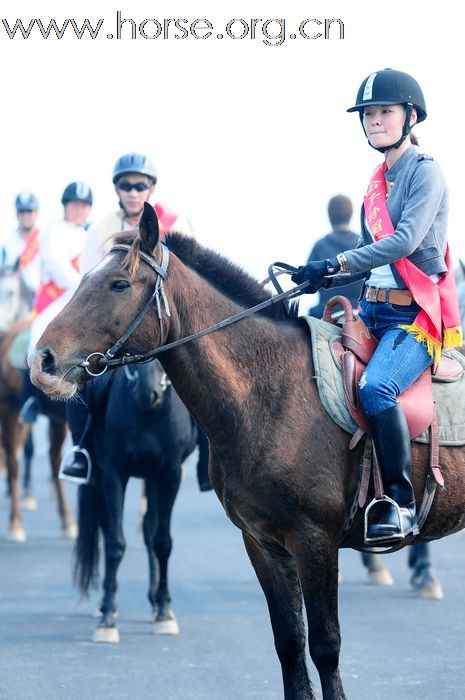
[366,403,419,544]
[59,400,92,484]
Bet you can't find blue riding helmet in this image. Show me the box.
[15,191,39,212]
[112,153,157,184]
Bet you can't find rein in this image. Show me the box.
[80,246,310,376]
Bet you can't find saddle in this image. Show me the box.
[320,295,464,546]
[322,295,464,446]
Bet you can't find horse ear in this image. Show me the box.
[139,202,160,253]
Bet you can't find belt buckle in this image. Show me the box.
[366,287,378,302]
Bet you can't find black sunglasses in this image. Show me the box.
[117,181,152,192]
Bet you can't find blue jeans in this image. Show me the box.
[358,299,433,417]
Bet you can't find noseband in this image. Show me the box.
[81,244,170,376]
[80,247,315,376]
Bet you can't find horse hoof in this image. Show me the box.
[153,610,179,635]
[92,625,120,643]
[7,527,27,543]
[22,495,39,511]
[414,574,444,600]
[62,522,78,540]
[368,567,394,586]
[93,608,119,619]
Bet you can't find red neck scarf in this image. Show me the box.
[364,162,463,363]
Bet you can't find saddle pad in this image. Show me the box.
[301,315,465,447]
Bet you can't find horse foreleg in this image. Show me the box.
[95,473,127,642]
[48,421,77,539]
[242,531,313,700]
[22,430,34,495]
[142,479,159,612]
[1,415,27,542]
[152,469,182,635]
[291,530,346,700]
[409,543,444,599]
[360,552,394,586]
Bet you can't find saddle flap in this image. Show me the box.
[341,348,434,440]
[398,369,435,438]
[341,351,370,434]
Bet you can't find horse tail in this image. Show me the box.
[73,482,102,596]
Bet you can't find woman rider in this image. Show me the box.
[292,68,463,544]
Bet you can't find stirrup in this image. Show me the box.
[364,495,404,545]
[59,446,92,485]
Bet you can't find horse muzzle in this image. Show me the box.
[27,348,79,399]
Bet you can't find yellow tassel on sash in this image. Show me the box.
[443,326,464,348]
[398,322,463,364]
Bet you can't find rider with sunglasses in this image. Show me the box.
[61,152,213,488]
[81,152,191,274]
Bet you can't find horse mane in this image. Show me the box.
[113,230,299,324]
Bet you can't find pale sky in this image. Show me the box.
[1,1,463,289]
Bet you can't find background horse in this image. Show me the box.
[74,360,198,643]
[0,320,76,541]
[29,204,465,700]
[360,543,443,598]
[0,265,32,332]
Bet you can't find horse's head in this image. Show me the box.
[124,360,171,410]
[28,203,169,398]
[0,267,32,331]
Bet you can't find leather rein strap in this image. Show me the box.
[80,250,311,375]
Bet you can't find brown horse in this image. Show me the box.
[0,320,77,541]
[28,203,465,700]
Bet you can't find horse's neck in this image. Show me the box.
[160,262,307,445]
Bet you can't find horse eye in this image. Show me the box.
[111,280,130,292]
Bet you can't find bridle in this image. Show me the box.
[81,243,170,376]
[80,244,313,377]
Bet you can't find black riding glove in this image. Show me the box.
[291,258,340,293]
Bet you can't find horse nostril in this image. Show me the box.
[41,348,56,374]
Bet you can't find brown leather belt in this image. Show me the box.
[364,286,413,306]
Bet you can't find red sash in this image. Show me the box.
[32,253,81,317]
[154,202,178,238]
[19,228,40,269]
[364,162,463,363]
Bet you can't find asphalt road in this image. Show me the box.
[1,418,465,700]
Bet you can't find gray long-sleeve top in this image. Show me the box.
[332,145,449,291]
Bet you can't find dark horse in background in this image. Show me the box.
[0,266,76,542]
[73,359,198,643]
[29,204,465,700]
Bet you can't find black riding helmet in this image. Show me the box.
[62,182,93,206]
[347,68,427,152]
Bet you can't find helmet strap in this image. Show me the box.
[361,104,414,154]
